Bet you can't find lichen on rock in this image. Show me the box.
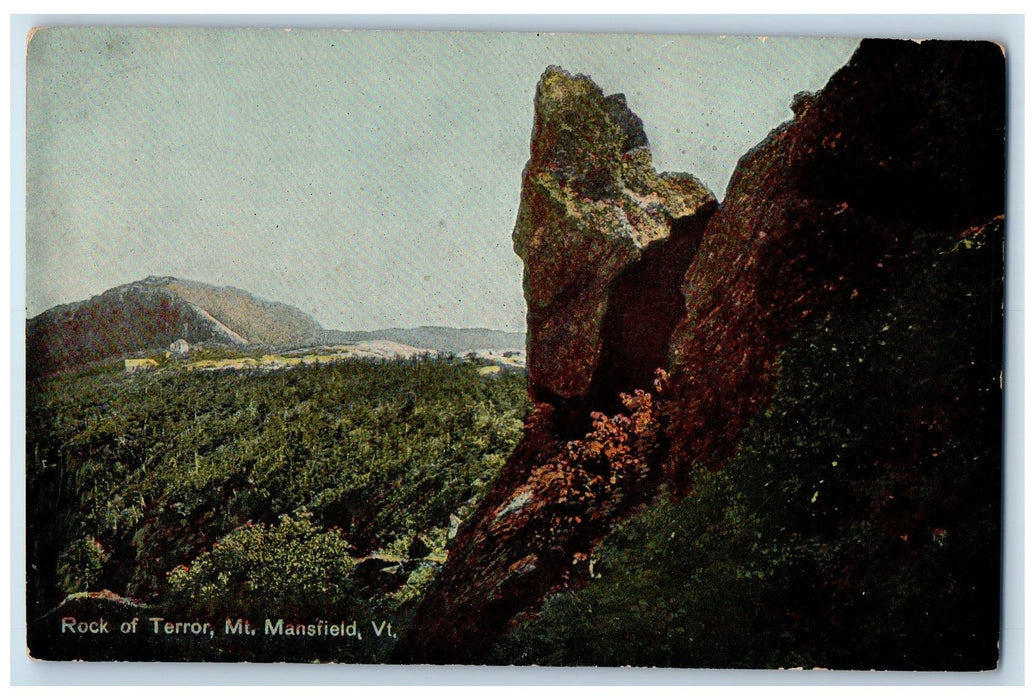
[513,66,716,409]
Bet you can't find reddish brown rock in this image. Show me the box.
[664,39,1006,487]
[397,67,713,663]
[398,40,1005,664]
[513,66,715,421]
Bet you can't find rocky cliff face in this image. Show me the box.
[663,39,1007,487]
[398,39,1005,664]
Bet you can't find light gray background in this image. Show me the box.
[10,13,1025,687]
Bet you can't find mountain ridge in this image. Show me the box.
[323,326,525,355]
[27,276,525,378]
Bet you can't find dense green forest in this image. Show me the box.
[26,354,529,660]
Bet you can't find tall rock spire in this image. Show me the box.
[513,66,715,421]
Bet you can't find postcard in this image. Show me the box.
[24,27,1006,669]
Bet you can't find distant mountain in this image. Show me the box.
[323,327,526,355]
[27,276,527,378]
[27,276,324,378]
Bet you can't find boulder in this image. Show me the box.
[513,66,716,421]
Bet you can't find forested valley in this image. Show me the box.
[27,354,529,660]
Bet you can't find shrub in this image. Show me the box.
[166,509,359,619]
[56,536,109,595]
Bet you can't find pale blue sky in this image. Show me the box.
[27,28,858,332]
